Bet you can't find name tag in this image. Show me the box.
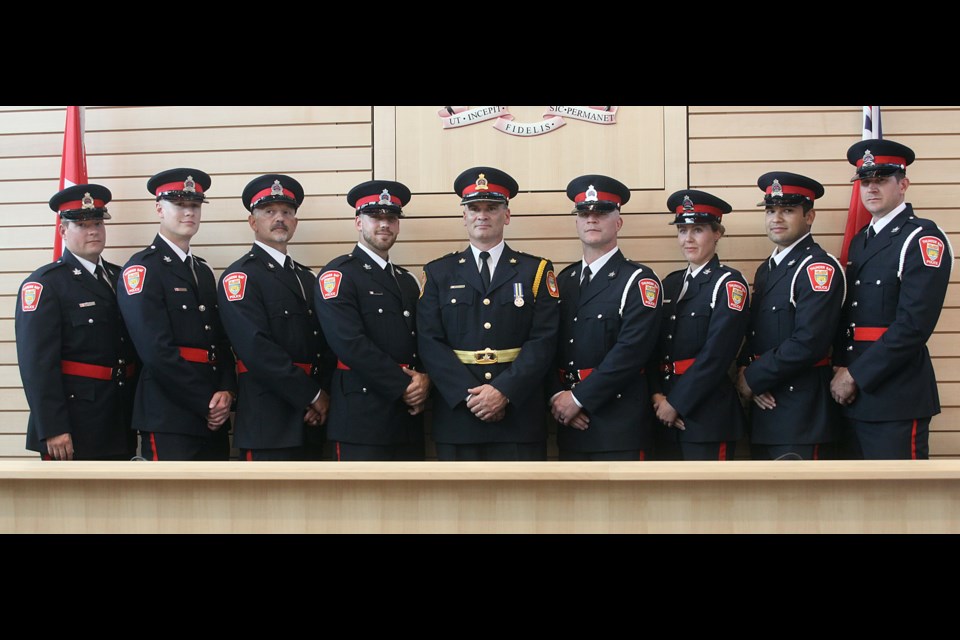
[79,301,96,308]
[449,284,466,289]
[368,290,384,296]
[173,287,189,292]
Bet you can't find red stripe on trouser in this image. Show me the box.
[813,444,820,461]
[149,433,159,461]
[911,419,918,460]
[336,442,341,461]
[718,442,727,461]
[245,450,253,461]
[41,454,53,461]
[639,450,646,461]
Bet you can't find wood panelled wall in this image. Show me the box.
[0,106,956,457]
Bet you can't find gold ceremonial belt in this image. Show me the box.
[452,347,522,365]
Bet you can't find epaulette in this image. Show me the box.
[425,251,460,267]
[37,259,69,276]
[292,259,313,273]
[324,253,356,269]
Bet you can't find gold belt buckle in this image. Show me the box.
[474,348,498,364]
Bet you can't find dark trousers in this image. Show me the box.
[332,441,425,461]
[655,437,737,461]
[141,429,230,461]
[751,443,824,461]
[848,418,931,460]
[558,449,647,461]
[435,441,547,461]
[241,446,307,461]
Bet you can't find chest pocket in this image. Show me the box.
[673,305,712,348]
[360,289,401,334]
[441,288,475,337]
[67,304,112,329]
[577,303,621,347]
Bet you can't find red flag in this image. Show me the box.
[839,106,882,266]
[54,106,88,260]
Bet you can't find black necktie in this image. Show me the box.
[187,255,199,287]
[479,251,491,289]
[95,264,115,294]
[284,256,306,300]
[580,265,592,295]
[678,272,693,301]
[866,226,876,245]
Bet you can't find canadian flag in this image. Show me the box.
[54,106,88,260]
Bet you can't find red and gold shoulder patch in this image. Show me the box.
[319,270,342,299]
[20,282,42,312]
[222,272,247,302]
[639,278,660,308]
[726,280,747,311]
[545,270,559,298]
[919,236,945,268]
[122,265,146,295]
[806,262,835,292]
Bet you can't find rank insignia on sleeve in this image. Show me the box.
[122,266,146,295]
[806,262,835,292]
[546,270,559,298]
[726,281,747,311]
[20,282,42,312]
[919,236,945,268]
[319,270,343,299]
[639,278,660,308]
[222,272,247,302]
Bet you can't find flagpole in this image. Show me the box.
[55,106,88,260]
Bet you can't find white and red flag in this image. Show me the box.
[839,106,882,266]
[54,106,88,260]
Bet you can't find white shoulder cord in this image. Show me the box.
[620,267,644,317]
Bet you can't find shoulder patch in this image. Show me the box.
[919,236,945,268]
[638,278,660,308]
[545,270,559,298]
[122,265,146,295]
[20,282,43,312]
[222,272,247,302]
[319,270,343,299]
[726,280,747,311]
[806,262,835,292]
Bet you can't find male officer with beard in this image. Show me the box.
[315,180,428,461]
[831,140,953,459]
[219,174,333,461]
[16,184,138,460]
[736,172,845,460]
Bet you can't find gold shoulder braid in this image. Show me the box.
[532,258,548,299]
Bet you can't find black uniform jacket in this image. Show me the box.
[117,234,237,436]
[649,255,749,443]
[218,244,332,450]
[834,204,952,421]
[314,245,423,446]
[16,249,138,458]
[417,244,560,444]
[740,235,845,444]
[549,250,663,452]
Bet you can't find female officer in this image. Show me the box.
[649,190,749,460]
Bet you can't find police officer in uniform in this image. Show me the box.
[736,172,845,460]
[16,184,138,460]
[117,168,237,461]
[549,175,662,460]
[831,140,953,459]
[314,180,429,461]
[218,174,333,461]
[417,167,561,461]
[649,190,749,460]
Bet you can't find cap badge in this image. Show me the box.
[585,185,598,202]
[81,192,94,209]
[271,180,284,196]
[183,176,196,193]
[682,195,695,212]
[862,149,875,168]
[379,189,391,205]
[475,174,489,191]
[771,179,783,197]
